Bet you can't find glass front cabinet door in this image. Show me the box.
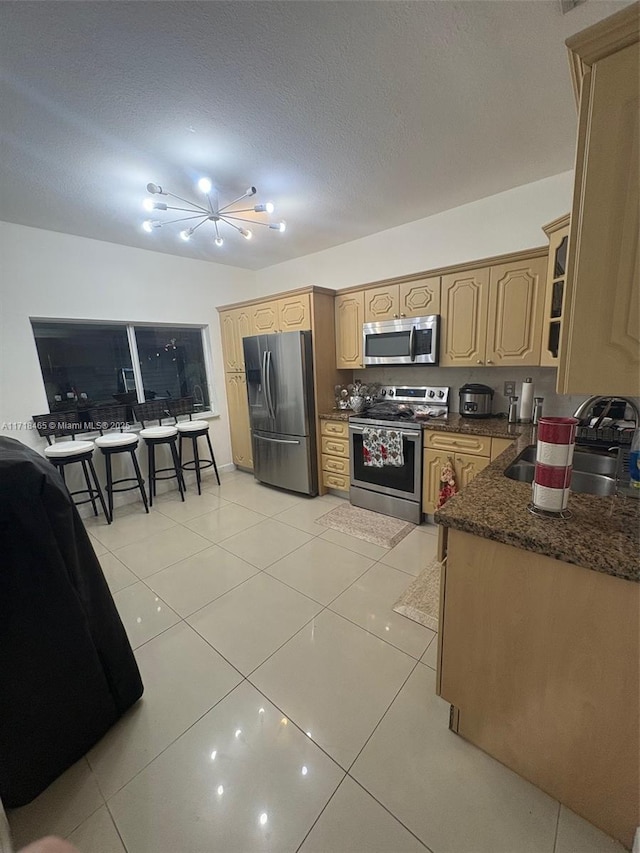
[540,214,570,367]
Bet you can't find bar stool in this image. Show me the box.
[132,401,185,507]
[168,397,220,495]
[32,411,111,524]
[90,405,149,519]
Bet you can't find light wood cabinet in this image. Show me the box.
[251,301,278,335]
[422,431,492,514]
[486,257,546,366]
[440,268,490,367]
[559,10,639,395]
[224,372,253,470]
[320,418,350,492]
[490,437,514,461]
[364,278,441,323]
[540,215,570,367]
[335,291,364,369]
[219,307,252,372]
[277,294,311,332]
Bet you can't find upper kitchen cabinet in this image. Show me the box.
[486,256,546,366]
[540,215,570,367]
[335,291,365,369]
[249,294,311,335]
[558,5,639,395]
[363,278,441,323]
[219,306,252,372]
[440,268,490,367]
[440,252,547,367]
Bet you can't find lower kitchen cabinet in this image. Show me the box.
[422,431,509,514]
[320,418,350,493]
[224,372,253,470]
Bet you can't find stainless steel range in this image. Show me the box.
[349,385,450,524]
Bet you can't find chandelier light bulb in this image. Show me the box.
[253,202,275,214]
[239,228,253,240]
[265,202,275,214]
[143,198,155,212]
[215,236,224,247]
[146,183,163,194]
[268,221,287,232]
[142,220,153,233]
[198,177,212,194]
[246,186,257,197]
[179,228,193,241]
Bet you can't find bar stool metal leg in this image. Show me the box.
[130,448,149,513]
[147,444,156,506]
[88,456,111,523]
[81,459,99,516]
[169,440,185,501]
[206,432,221,486]
[105,453,114,521]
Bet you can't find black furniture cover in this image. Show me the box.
[0,436,143,807]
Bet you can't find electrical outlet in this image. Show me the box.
[504,381,516,397]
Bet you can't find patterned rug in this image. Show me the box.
[315,503,415,550]
[392,557,442,631]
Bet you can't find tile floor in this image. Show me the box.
[9,470,626,853]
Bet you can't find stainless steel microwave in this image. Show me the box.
[363,315,440,366]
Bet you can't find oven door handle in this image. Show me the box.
[349,425,420,440]
[409,325,416,362]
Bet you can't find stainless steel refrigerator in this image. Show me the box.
[243,330,318,495]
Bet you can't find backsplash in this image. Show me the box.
[353,366,589,418]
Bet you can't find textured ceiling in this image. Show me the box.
[0,0,632,270]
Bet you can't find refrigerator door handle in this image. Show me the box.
[254,434,301,445]
[265,350,276,419]
[260,349,271,418]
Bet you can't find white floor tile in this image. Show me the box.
[265,538,374,605]
[184,503,266,543]
[380,528,439,576]
[218,479,305,516]
[8,759,103,848]
[87,623,241,798]
[153,489,230,522]
[319,527,390,560]
[251,609,415,768]
[108,681,344,853]
[67,805,126,853]
[217,518,314,569]
[112,525,211,578]
[98,552,137,594]
[415,520,439,536]
[274,494,345,534]
[299,775,426,853]
[351,665,558,853]
[188,572,322,674]
[330,563,435,659]
[420,633,438,670]
[84,508,176,550]
[555,805,628,853]
[88,533,109,557]
[145,546,258,617]
[112,582,180,649]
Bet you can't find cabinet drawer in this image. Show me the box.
[322,454,349,476]
[423,430,491,457]
[321,419,348,439]
[322,470,349,491]
[321,436,349,458]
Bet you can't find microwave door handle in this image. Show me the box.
[409,325,416,362]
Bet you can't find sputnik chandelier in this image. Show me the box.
[142,178,286,247]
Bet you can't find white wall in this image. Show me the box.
[250,171,575,295]
[0,221,254,470]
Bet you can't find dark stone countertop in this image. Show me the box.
[435,429,640,583]
[319,411,353,421]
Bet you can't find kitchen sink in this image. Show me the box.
[504,445,618,497]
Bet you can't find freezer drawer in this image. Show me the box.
[253,430,317,495]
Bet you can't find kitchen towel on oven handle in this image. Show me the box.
[362,427,404,467]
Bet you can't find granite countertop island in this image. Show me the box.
[435,428,639,583]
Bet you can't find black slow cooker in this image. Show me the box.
[458,383,494,418]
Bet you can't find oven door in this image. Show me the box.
[349,423,422,502]
[363,315,439,366]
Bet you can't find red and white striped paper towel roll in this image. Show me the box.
[532,417,578,513]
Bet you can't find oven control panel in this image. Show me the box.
[378,385,449,407]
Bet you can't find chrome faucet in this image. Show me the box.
[573,396,639,427]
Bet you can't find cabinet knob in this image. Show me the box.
[393,313,398,319]
[476,359,483,364]
[487,359,494,364]
[400,313,406,318]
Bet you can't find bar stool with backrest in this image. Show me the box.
[132,400,185,506]
[89,404,149,519]
[32,410,111,523]
[168,397,220,495]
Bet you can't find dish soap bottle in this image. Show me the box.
[630,428,640,489]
